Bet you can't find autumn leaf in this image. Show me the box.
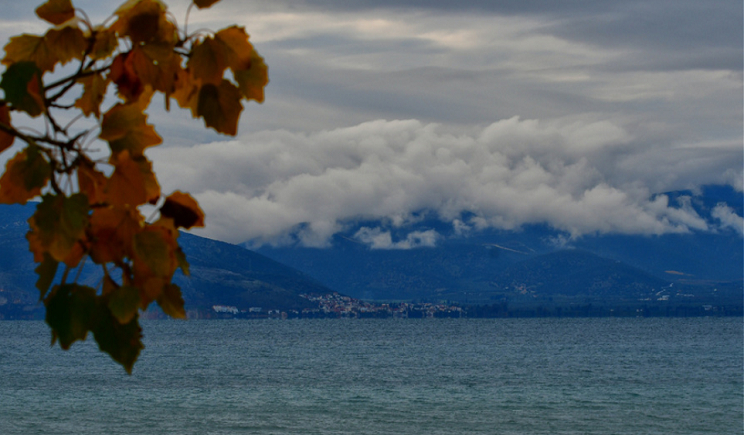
[77,158,107,205]
[27,193,89,265]
[45,284,96,349]
[35,0,76,25]
[106,151,160,206]
[109,52,144,102]
[88,205,142,263]
[234,50,268,103]
[188,37,227,86]
[157,283,186,319]
[89,26,118,60]
[107,285,141,324]
[74,73,109,118]
[2,34,56,72]
[160,191,205,229]
[193,0,221,9]
[0,145,50,204]
[44,21,87,66]
[0,104,15,152]
[197,80,243,135]
[111,0,177,45]
[90,300,143,374]
[35,253,59,301]
[0,62,45,117]
[100,103,162,158]
[214,26,254,71]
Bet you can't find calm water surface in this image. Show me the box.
[0,318,741,434]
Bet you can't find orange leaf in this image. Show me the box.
[2,34,56,72]
[171,68,199,113]
[35,0,75,25]
[88,206,142,263]
[100,103,162,158]
[77,159,107,205]
[156,283,186,319]
[111,0,177,45]
[193,0,221,9]
[44,21,87,66]
[197,80,243,135]
[90,26,118,60]
[74,73,108,118]
[27,193,89,265]
[109,52,144,103]
[214,26,254,71]
[234,50,268,103]
[159,191,205,228]
[188,37,227,86]
[0,105,15,153]
[105,151,160,207]
[0,145,50,204]
[129,45,181,95]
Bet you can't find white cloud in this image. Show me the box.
[712,203,744,235]
[149,116,740,245]
[354,227,440,250]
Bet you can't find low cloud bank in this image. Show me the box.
[150,117,743,246]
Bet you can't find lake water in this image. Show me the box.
[0,318,741,434]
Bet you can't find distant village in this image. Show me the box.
[194,293,465,319]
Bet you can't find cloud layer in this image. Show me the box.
[150,117,742,245]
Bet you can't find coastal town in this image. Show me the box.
[205,292,465,319]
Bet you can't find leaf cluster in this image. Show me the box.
[0,0,268,373]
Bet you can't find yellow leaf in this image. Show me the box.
[197,80,243,135]
[0,145,50,204]
[0,105,15,153]
[74,73,108,118]
[105,151,160,207]
[159,190,205,228]
[193,0,221,9]
[35,0,75,25]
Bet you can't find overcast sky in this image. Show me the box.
[2,0,742,246]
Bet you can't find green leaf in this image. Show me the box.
[45,284,96,349]
[91,303,143,374]
[0,62,45,117]
[107,285,141,324]
[35,253,59,301]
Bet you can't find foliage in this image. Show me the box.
[0,0,268,373]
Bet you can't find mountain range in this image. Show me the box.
[0,185,741,318]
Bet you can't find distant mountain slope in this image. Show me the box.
[0,204,332,317]
[488,249,668,299]
[256,185,743,303]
